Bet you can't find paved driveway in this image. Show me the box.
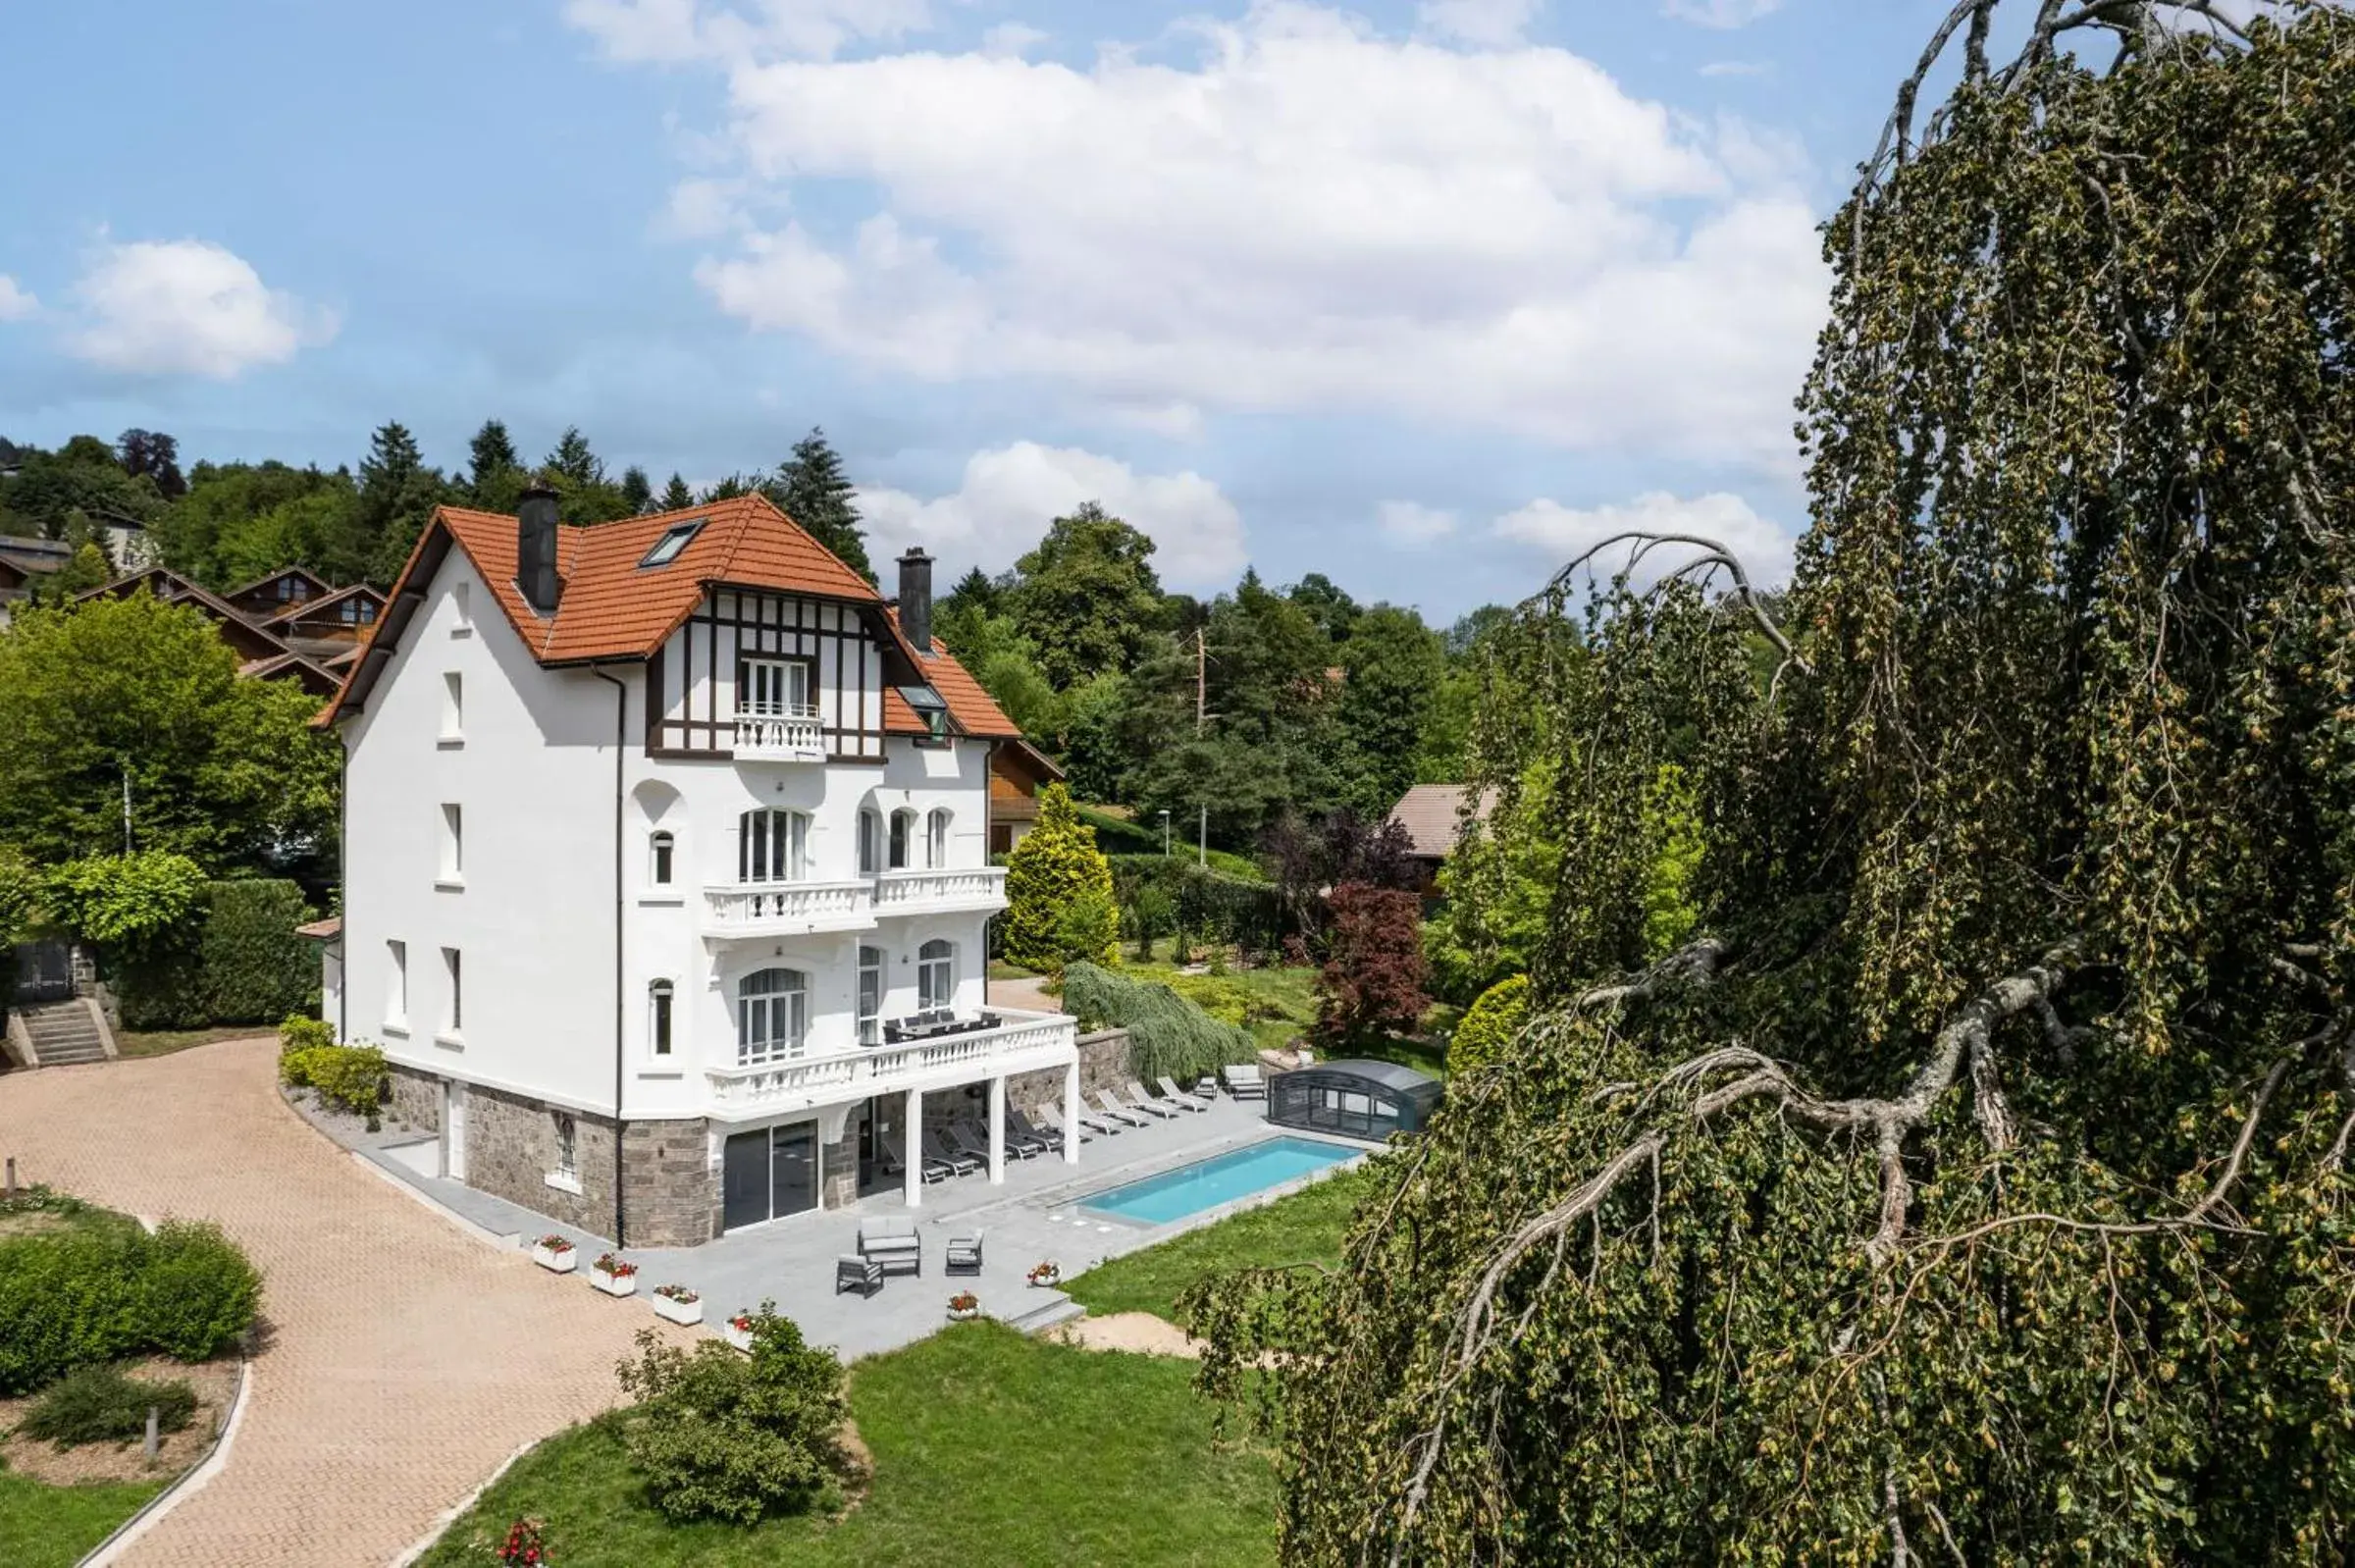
[0,1039,686,1568]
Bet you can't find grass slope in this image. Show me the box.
[0,1464,164,1568]
[1063,1167,1373,1324]
[417,1323,1275,1568]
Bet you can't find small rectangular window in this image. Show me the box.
[651,981,674,1057]
[442,672,463,741]
[388,940,407,1025]
[554,1112,577,1178]
[441,803,463,882]
[442,948,463,1034]
[650,830,674,887]
[639,520,704,568]
[451,580,472,634]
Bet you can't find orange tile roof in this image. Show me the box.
[320,494,1024,751]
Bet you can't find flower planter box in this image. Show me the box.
[531,1241,577,1274]
[591,1269,637,1298]
[652,1292,703,1327]
[722,1322,755,1352]
[1027,1267,1062,1289]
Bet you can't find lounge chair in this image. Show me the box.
[1225,1064,1266,1101]
[1092,1088,1149,1128]
[1035,1103,1096,1143]
[945,1229,984,1276]
[923,1127,980,1176]
[1130,1079,1194,1117]
[1006,1106,1059,1154]
[882,1128,954,1183]
[1115,1083,1176,1121]
[953,1119,1037,1164]
[1157,1075,1213,1112]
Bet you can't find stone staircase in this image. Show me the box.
[11,1001,113,1067]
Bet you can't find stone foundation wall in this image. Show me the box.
[461,1080,617,1237]
[819,1135,857,1210]
[386,1063,440,1135]
[1006,1028,1131,1123]
[620,1121,716,1247]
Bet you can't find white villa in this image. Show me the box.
[314,488,1082,1246]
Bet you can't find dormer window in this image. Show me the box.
[639,520,704,569]
[898,684,951,743]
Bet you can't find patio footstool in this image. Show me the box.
[945,1229,984,1276]
[836,1254,884,1297]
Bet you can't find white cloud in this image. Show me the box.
[1699,59,1771,78]
[0,275,37,321]
[600,3,1826,472]
[1662,0,1782,27]
[1493,490,1796,587]
[1379,500,1459,545]
[980,22,1049,59]
[563,0,933,63]
[857,441,1247,589]
[1417,0,1541,47]
[64,238,338,379]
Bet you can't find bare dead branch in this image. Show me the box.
[1525,532,1812,685]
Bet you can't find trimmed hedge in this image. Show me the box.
[1446,973,1529,1073]
[0,1217,260,1394]
[1060,961,1257,1086]
[1108,856,1284,957]
[115,878,319,1029]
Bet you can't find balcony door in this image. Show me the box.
[738,809,809,885]
[720,1121,818,1231]
[740,657,811,715]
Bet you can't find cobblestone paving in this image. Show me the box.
[0,1038,686,1567]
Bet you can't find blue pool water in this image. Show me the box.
[1077,1136,1358,1226]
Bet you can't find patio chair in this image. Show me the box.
[1157,1075,1214,1112]
[882,1128,954,1183]
[1225,1064,1267,1101]
[945,1229,984,1276]
[1009,1105,1063,1150]
[1130,1078,1195,1117]
[1034,1102,1095,1143]
[1114,1084,1176,1121]
[923,1127,981,1176]
[952,1119,1036,1165]
[1003,1107,1056,1156]
[1092,1088,1150,1128]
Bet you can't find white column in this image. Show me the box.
[987,1074,1007,1185]
[1062,1058,1081,1163]
[904,1086,921,1209]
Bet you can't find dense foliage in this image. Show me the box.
[113,877,319,1028]
[0,596,339,873]
[41,852,204,952]
[280,1041,388,1119]
[0,1212,260,1393]
[1311,884,1432,1052]
[1000,785,1117,973]
[1442,973,1527,1075]
[612,1307,847,1525]
[1060,962,1257,1086]
[1190,8,2355,1562]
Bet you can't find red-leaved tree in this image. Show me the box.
[1312,881,1430,1049]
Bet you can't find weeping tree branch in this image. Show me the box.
[1523,532,1812,690]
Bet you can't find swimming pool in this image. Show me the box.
[1076,1135,1359,1226]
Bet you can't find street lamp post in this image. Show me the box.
[1159,810,1170,857]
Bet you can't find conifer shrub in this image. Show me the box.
[1002,785,1117,973]
[1444,973,1529,1074]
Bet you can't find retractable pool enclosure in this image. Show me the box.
[1268,1059,1443,1139]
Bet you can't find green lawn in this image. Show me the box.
[1063,1166,1373,1324]
[0,1464,165,1568]
[416,1324,1276,1568]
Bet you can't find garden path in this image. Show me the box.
[0,1038,689,1568]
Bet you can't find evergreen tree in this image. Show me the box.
[1334,604,1444,815]
[465,420,525,511]
[1001,784,1117,974]
[116,430,186,499]
[769,428,871,581]
[619,465,654,515]
[354,421,445,585]
[545,427,602,488]
[660,472,694,510]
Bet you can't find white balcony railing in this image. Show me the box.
[705,1008,1077,1112]
[733,704,825,761]
[869,866,1009,915]
[702,878,873,936]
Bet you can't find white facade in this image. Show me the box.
[337,534,1077,1239]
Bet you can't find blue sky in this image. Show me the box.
[0,1,1947,620]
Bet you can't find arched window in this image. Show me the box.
[649,979,674,1056]
[858,946,884,1045]
[926,809,951,869]
[737,968,807,1064]
[917,939,954,1014]
[738,809,808,884]
[858,809,882,877]
[649,830,675,887]
[888,809,916,870]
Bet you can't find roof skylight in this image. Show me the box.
[638,520,704,569]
